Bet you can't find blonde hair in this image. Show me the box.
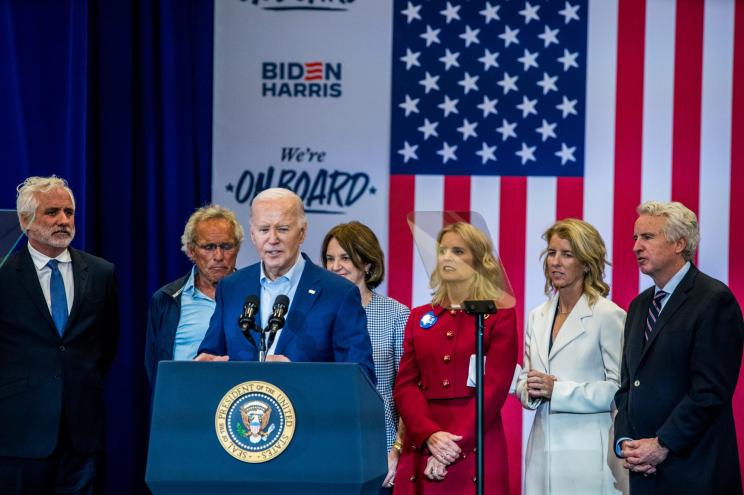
[541,218,609,305]
[181,204,244,256]
[430,222,505,306]
[637,201,699,261]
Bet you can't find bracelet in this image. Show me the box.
[393,440,403,453]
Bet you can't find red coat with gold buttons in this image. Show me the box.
[393,304,517,494]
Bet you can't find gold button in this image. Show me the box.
[410,475,416,482]
[634,380,640,387]
[443,354,451,363]
[446,330,455,339]
[442,379,450,388]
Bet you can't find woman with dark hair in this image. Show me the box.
[516,218,627,494]
[321,221,410,491]
[392,222,517,494]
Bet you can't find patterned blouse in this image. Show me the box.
[365,291,409,451]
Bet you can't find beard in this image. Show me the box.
[29,224,76,249]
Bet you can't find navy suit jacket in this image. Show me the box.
[198,253,375,384]
[0,246,119,458]
[614,264,743,494]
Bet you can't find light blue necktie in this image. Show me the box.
[47,259,68,335]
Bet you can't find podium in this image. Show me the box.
[146,361,387,495]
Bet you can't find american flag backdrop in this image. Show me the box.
[386,1,744,493]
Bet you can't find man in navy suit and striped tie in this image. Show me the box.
[0,176,120,495]
[614,201,743,495]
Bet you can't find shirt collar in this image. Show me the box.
[182,265,198,295]
[260,253,305,286]
[183,265,217,301]
[27,242,71,270]
[656,261,691,296]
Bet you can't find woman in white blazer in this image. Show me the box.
[516,219,628,495]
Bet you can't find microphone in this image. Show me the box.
[238,295,260,351]
[238,295,260,332]
[266,294,289,334]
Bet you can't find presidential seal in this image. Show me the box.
[215,381,296,463]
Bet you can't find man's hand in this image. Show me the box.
[266,354,291,362]
[194,353,229,362]
[426,431,462,465]
[423,456,448,481]
[621,437,668,475]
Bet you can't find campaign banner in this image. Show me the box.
[212,0,393,289]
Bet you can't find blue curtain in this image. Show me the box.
[0,1,213,493]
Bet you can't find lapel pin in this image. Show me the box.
[308,289,316,295]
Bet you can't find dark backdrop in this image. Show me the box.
[0,1,214,493]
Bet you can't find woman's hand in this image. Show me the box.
[382,446,400,488]
[426,431,462,465]
[526,370,556,399]
[424,456,448,481]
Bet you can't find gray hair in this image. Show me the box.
[250,188,306,226]
[181,204,245,256]
[16,176,76,226]
[637,201,699,261]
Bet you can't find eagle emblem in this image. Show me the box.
[240,400,276,444]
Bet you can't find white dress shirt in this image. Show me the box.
[27,243,74,315]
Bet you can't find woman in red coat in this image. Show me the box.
[393,222,517,494]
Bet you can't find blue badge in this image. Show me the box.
[419,311,438,329]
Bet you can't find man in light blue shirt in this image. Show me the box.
[145,204,243,386]
[196,188,375,383]
[614,201,743,494]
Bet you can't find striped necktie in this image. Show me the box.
[645,290,667,341]
[47,259,68,335]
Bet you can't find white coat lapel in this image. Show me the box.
[535,298,557,369]
[549,294,591,359]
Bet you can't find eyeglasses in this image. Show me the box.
[195,242,237,252]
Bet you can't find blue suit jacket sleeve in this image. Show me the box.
[197,280,228,356]
[332,283,376,386]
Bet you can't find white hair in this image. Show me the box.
[250,188,306,226]
[16,176,76,226]
[637,201,699,261]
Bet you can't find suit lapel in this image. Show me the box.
[534,298,555,369]
[628,287,654,373]
[64,248,89,338]
[274,257,322,355]
[15,247,58,334]
[550,294,591,359]
[640,265,696,361]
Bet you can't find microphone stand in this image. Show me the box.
[258,328,268,363]
[463,300,497,495]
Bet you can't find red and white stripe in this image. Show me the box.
[387,1,744,492]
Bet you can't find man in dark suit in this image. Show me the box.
[0,176,119,495]
[196,187,375,383]
[614,200,743,494]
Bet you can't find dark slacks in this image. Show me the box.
[0,427,102,495]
